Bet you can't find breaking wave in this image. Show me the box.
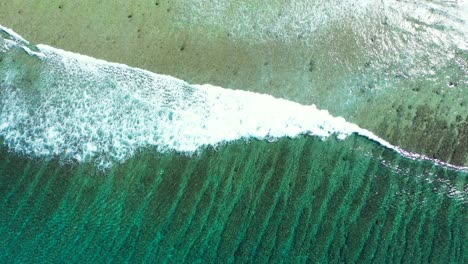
[0,26,466,171]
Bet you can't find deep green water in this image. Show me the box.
[0,135,466,263]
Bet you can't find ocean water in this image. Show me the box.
[0,21,467,264]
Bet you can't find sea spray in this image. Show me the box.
[0,41,358,168]
[0,26,467,172]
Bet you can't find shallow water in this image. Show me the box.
[0,3,467,262]
[0,0,467,166]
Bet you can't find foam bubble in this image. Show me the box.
[0,27,467,171]
[0,25,45,57]
[0,41,362,168]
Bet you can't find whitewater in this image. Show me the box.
[0,25,466,171]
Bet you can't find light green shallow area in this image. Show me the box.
[0,0,467,165]
[0,135,466,263]
[0,1,467,263]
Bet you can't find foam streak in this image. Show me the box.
[0,26,466,171]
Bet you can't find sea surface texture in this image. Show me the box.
[0,1,467,263]
[1,0,466,166]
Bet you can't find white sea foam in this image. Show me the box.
[0,42,361,168]
[0,27,467,171]
[0,25,30,44]
[0,25,45,57]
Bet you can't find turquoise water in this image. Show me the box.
[0,136,466,263]
[0,24,467,263]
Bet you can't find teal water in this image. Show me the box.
[1,25,467,263]
[0,135,466,263]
